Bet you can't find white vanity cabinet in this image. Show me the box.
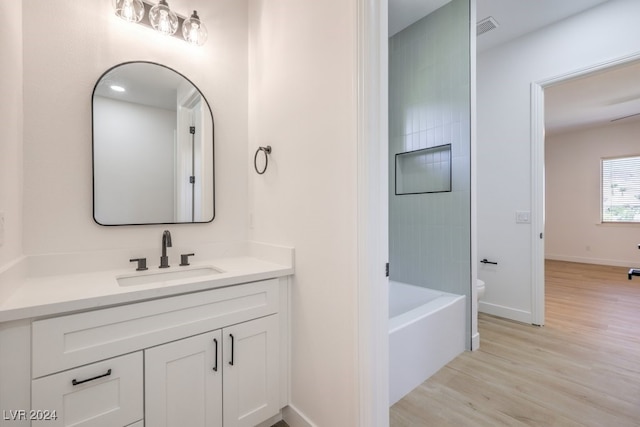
[222,315,280,427]
[145,330,223,427]
[24,278,287,427]
[31,352,143,426]
[145,315,279,427]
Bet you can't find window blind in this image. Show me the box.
[602,155,640,223]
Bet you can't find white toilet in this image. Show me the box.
[477,279,486,301]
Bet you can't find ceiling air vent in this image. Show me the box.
[477,16,499,36]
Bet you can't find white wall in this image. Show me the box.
[22,0,248,254]
[477,0,640,322]
[0,1,23,268]
[546,120,640,267]
[388,0,471,341]
[248,0,359,425]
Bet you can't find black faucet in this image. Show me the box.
[160,230,172,268]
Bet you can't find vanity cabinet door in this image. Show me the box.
[31,352,143,427]
[223,314,280,427]
[145,330,223,427]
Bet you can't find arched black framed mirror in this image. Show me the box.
[92,61,215,225]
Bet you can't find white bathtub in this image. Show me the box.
[389,281,466,405]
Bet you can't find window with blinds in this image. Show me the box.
[602,155,640,223]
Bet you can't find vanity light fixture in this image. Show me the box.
[149,0,178,36]
[113,0,145,23]
[113,0,208,46]
[182,10,208,46]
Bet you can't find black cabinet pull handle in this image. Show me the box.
[213,338,218,372]
[229,334,234,366]
[480,258,498,265]
[72,369,112,386]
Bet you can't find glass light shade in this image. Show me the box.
[182,10,208,46]
[149,0,178,36]
[113,0,144,23]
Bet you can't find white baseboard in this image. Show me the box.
[256,414,283,427]
[283,405,316,427]
[471,332,480,351]
[545,254,635,268]
[478,301,532,324]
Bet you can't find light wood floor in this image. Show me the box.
[390,260,640,426]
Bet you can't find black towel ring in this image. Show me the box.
[254,146,272,175]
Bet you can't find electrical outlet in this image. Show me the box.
[0,211,4,247]
[516,211,531,224]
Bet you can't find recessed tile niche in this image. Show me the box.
[395,144,452,195]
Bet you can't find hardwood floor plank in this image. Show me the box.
[390,261,640,426]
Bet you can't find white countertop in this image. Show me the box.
[0,242,294,323]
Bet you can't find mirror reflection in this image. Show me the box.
[92,62,214,225]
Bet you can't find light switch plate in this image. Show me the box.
[516,211,531,224]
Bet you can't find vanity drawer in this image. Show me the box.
[32,279,279,378]
[31,352,143,426]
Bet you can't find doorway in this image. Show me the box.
[530,53,640,325]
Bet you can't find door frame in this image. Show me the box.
[356,0,477,423]
[530,51,640,326]
[356,0,389,425]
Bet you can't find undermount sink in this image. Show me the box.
[117,266,222,287]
